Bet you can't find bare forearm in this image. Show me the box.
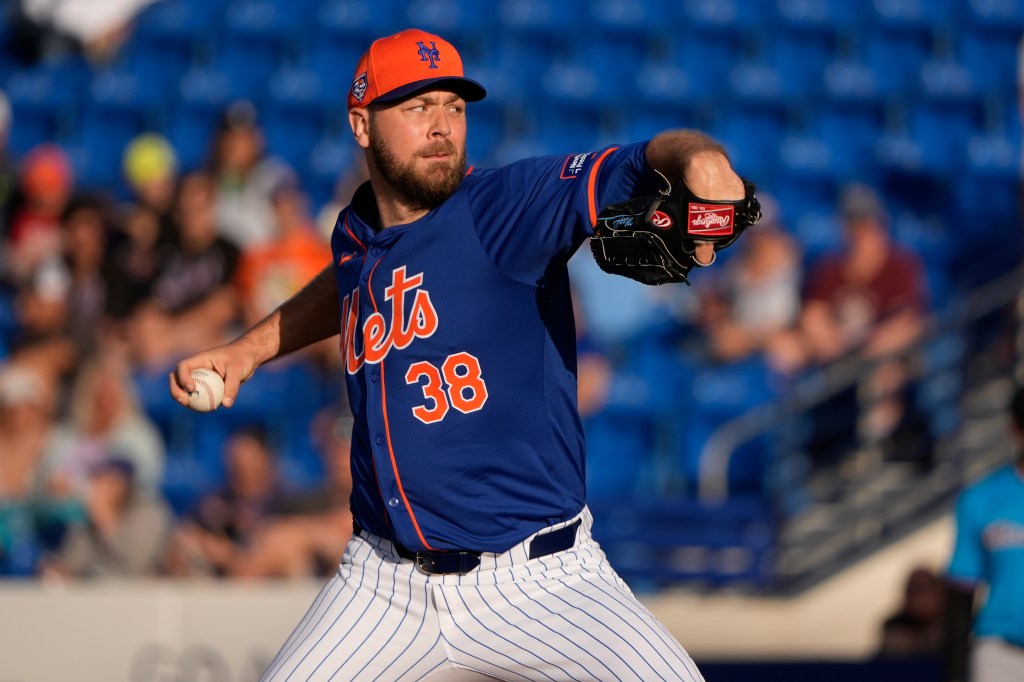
[645,130,730,185]
[239,265,340,366]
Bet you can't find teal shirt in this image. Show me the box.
[948,464,1024,644]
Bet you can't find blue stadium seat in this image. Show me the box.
[823,60,880,101]
[498,0,579,40]
[74,69,164,188]
[262,68,332,170]
[316,0,403,41]
[465,98,506,166]
[729,62,786,103]
[215,0,304,93]
[306,135,356,208]
[958,28,1019,95]
[5,61,87,156]
[709,104,788,178]
[305,39,366,103]
[775,0,868,31]
[162,439,228,517]
[909,99,983,174]
[869,0,961,30]
[761,28,836,98]
[404,0,500,58]
[786,207,844,269]
[666,31,744,105]
[778,134,834,178]
[680,0,777,32]
[814,99,886,179]
[537,64,614,152]
[589,496,776,589]
[861,29,933,95]
[167,67,242,169]
[132,0,225,77]
[966,0,1024,31]
[587,0,678,36]
[584,411,655,500]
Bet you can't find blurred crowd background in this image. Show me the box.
[0,0,1021,648]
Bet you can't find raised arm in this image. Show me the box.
[645,130,744,199]
[169,265,340,408]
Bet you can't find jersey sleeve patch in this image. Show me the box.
[559,153,591,180]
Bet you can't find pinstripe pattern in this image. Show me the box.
[261,508,704,682]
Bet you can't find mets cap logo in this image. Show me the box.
[352,73,368,103]
[416,41,441,69]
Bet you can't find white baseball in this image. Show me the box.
[187,368,225,412]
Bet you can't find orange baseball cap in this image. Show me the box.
[348,29,486,109]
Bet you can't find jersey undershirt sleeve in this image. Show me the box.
[464,142,663,286]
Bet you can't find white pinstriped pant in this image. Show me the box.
[260,507,704,681]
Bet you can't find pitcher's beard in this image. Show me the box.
[370,129,466,210]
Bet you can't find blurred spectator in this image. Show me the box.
[129,170,240,367]
[7,249,75,378]
[122,133,179,241]
[60,195,115,357]
[878,566,946,659]
[10,0,157,65]
[234,171,333,327]
[5,144,73,284]
[40,457,172,579]
[0,362,60,575]
[39,351,165,498]
[698,195,803,370]
[228,414,354,579]
[163,427,288,577]
[6,194,113,378]
[104,203,164,321]
[799,185,927,367]
[210,100,293,250]
[797,185,930,464]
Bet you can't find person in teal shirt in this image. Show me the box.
[945,384,1024,682]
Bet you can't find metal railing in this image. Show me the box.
[697,265,1024,505]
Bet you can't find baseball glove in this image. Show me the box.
[590,177,761,285]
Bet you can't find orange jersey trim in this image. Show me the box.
[587,147,620,227]
[367,257,435,550]
[344,214,366,252]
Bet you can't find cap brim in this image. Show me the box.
[373,76,487,105]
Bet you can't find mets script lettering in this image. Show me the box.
[342,266,439,374]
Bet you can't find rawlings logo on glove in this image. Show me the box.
[590,177,761,285]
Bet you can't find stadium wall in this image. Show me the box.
[0,515,952,681]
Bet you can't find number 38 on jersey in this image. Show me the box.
[341,266,489,425]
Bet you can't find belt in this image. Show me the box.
[353,519,581,575]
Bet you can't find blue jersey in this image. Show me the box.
[948,463,1024,644]
[330,143,659,553]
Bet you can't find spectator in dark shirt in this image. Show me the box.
[128,170,240,367]
[163,426,287,577]
[227,414,354,580]
[795,185,930,464]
